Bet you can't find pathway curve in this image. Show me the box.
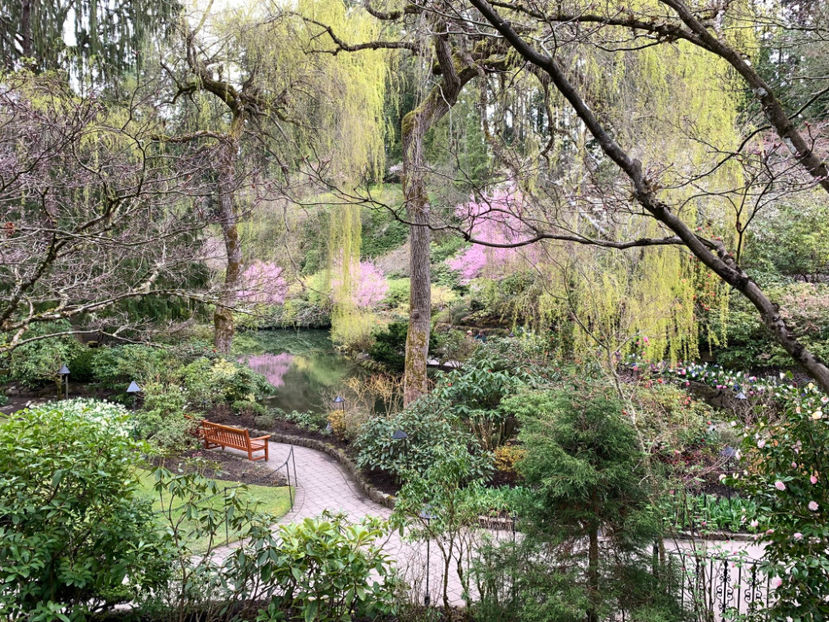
[216,441,768,611]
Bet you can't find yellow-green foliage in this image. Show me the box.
[502,3,748,365]
[327,203,375,348]
[194,0,390,181]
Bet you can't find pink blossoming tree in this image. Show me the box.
[237,261,288,305]
[446,188,542,283]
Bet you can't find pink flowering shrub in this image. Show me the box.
[331,259,388,308]
[446,188,541,283]
[237,261,287,305]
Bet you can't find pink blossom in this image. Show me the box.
[749,520,759,528]
[446,187,542,283]
[808,501,819,512]
[774,481,786,491]
[793,532,803,541]
[811,474,819,485]
[771,577,783,589]
[237,261,287,305]
[330,258,388,308]
[757,439,766,449]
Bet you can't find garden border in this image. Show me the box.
[249,429,758,537]
[253,430,518,530]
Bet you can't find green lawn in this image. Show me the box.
[136,470,292,551]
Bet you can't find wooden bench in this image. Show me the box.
[199,420,271,462]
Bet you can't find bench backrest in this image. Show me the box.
[201,421,250,446]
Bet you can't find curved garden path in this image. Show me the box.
[213,440,767,612]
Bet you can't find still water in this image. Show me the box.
[237,329,361,413]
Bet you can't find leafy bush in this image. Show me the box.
[133,382,197,455]
[180,357,274,409]
[232,399,268,417]
[493,442,525,476]
[727,393,829,618]
[0,400,173,619]
[369,320,437,371]
[7,321,84,388]
[280,409,330,433]
[253,412,276,429]
[90,344,178,391]
[355,393,491,479]
[432,345,536,450]
[255,512,398,621]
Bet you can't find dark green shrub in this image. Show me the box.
[254,412,276,429]
[355,393,491,479]
[0,400,173,619]
[511,385,683,621]
[232,399,268,417]
[180,357,274,409]
[68,346,96,382]
[281,409,329,433]
[133,382,196,455]
[90,344,178,391]
[7,321,84,388]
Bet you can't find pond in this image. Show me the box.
[236,329,363,414]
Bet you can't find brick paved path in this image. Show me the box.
[269,441,473,607]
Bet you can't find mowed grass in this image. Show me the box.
[135,470,292,551]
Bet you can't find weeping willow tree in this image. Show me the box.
[466,12,746,367]
[158,0,390,352]
[464,0,829,393]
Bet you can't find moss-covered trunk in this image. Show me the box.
[213,136,241,354]
[401,35,477,405]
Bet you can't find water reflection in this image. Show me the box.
[242,353,294,387]
[238,330,360,413]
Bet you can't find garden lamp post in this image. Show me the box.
[391,429,408,440]
[58,364,70,399]
[127,381,142,409]
[333,395,345,412]
[420,507,436,606]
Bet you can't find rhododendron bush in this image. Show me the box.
[446,188,542,283]
[237,261,288,305]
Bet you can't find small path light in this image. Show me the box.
[735,391,747,400]
[333,395,345,412]
[419,506,436,605]
[391,429,408,440]
[58,364,70,399]
[127,380,142,409]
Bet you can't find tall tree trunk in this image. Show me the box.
[587,524,599,622]
[20,0,33,62]
[401,107,432,404]
[402,35,477,405]
[214,137,240,354]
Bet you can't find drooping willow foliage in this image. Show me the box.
[461,9,750,365]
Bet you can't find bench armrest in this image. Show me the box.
[250,434,271,441]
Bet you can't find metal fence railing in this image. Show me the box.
[666,550,772,621]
